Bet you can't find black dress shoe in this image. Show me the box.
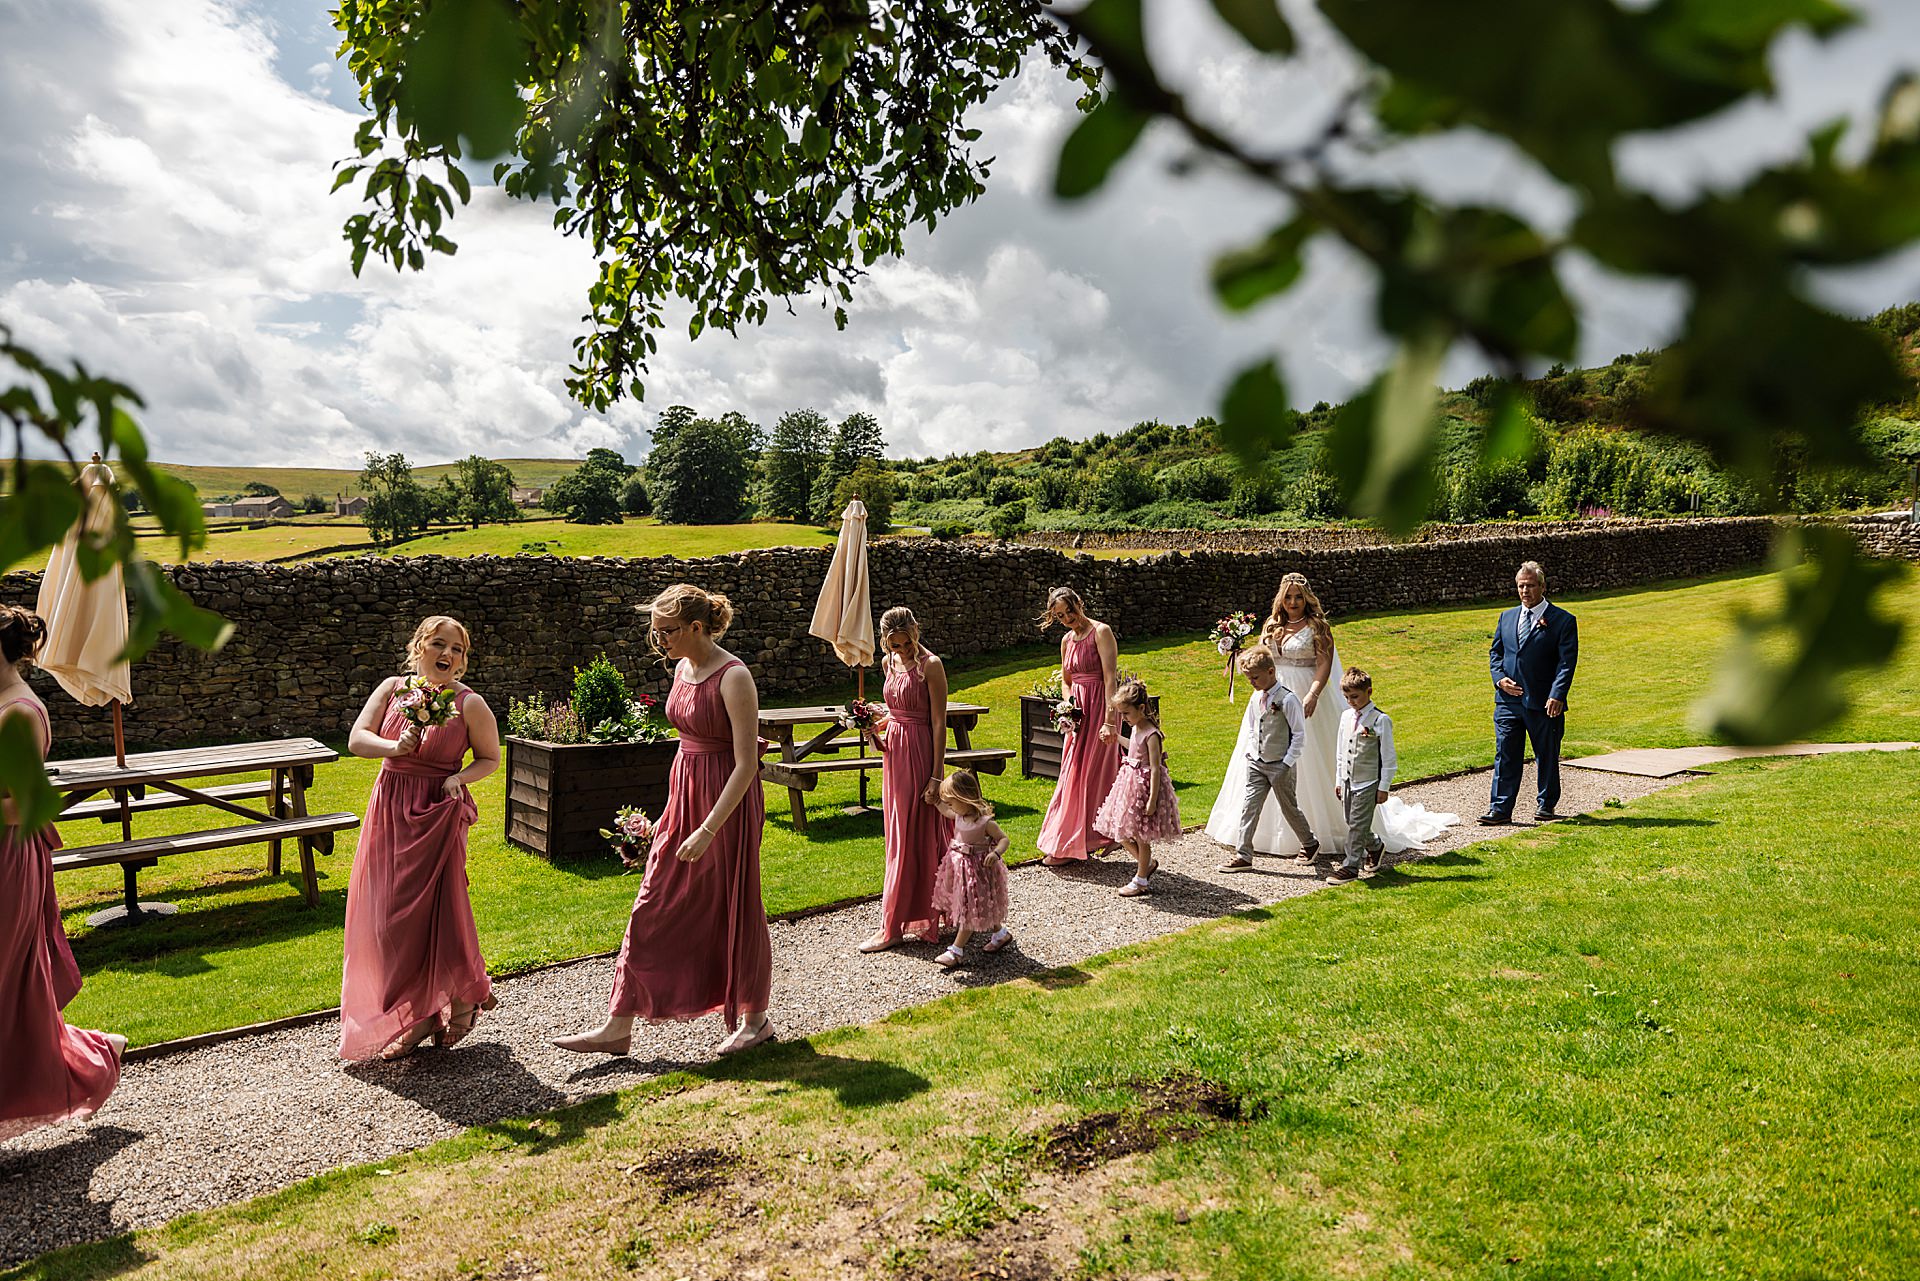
[1477,811,1512,826]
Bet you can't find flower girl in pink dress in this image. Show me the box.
[929,771,1013,968]
[1094,679,1181,897]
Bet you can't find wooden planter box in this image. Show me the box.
[1018,693,1158,780]
[504,736,677,861]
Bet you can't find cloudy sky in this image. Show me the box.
[2,0,1918,468]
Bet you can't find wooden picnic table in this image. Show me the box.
[757,702,1014,834]
[45,737,361,926]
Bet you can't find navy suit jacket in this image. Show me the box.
[1489,602,1578,711]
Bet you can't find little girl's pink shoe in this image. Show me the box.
[935,944,966,969]
[981,928,1013,953]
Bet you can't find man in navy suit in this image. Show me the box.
[1481,560,1578,824]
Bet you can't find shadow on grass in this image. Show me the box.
[0,1125,144,1276]
[714,1038,931,1108]
[346,1042,572,1131]
[67,888,349,978]
[470,1092,624,1157]
[1559,815,1717,830]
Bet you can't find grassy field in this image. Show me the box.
[150,459,584,500]
[16,749,1919,1280]
[47,568,1920,1048]
[338,518,843,561]
[4,517,844,574]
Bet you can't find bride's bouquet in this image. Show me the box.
[396,675,460,731]
[1049,695,1085,736]
[601,805,656,871]
[1209,611,1258,701]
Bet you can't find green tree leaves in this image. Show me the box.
[358,451,429,547]
[1053,0,1915,740]
[334,0,1089,408]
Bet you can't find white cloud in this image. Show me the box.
[3,0,1917,470]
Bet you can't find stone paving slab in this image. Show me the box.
[1570,741,1917,777]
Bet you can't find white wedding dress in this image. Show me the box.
[1204,627,1457,855]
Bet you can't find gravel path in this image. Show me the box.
[0,764,1680,1266]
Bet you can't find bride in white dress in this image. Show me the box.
[1205,573,1456,856]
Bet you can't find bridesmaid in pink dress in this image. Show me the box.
[858,607,955,954]
[340,616,501,1061]
[1035,586,1122,865]
[555,584,776,1058]
[0,606,124,1139]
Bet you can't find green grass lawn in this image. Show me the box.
[332,517,842,561]
[52,568,1920,1047]
[18,750,1919,1280]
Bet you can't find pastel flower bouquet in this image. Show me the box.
[1210,611,1259,701]
[601,805,656,870]
[397,675,460,731]
[1049,695,1085,736]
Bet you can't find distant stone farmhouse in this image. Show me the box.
[230,495,296,519]
[334,494,368,517]
[201,502,234,518]
[511,486,544,508]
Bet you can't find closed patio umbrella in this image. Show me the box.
[36,456,132,761]
[36,456,173,924]
[809,498,877,812]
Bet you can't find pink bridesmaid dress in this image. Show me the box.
[610,658,772,1030]
[876,653,954,942]
[1037,628,1121,861]
[338,686,491,1060]
[1,699,120,1140]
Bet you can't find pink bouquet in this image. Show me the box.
[1210,611,1258,702]
[601,805,656,870]
[1049,695,1084,736]
[836,697,882,734]
[1210,611,1258,656]
[397,676,460,730]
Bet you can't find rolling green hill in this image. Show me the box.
[152,458,584,501]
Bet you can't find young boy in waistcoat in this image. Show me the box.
[1217,646,1320,872]
[1328,667,1395,885]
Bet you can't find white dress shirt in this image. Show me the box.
[1520,598,1550,641]
[1336,701,1397,794]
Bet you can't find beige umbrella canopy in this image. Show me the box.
[36,459,132,705]
[809,497,874,675]
[810,498,877,813]
[36,458,132,761]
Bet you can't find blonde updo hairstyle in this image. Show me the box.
[0,606,48,667]
[644,583,734,657]
[404,615,472,680]
[878,606,924,668]
[1263,571,1332,657]
[1034,585,1086,631]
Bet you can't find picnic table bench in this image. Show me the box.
[45,737,361,925]
[757,702,1014,833]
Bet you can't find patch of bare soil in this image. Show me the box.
[636,1145,741,1200]
[897,1219,1071,1281]
[1042,1073,1261,1176]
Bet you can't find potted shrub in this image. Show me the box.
[503,655,677,861]
[1018,668,1157,780]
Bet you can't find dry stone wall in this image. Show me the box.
[0,515,1859,753]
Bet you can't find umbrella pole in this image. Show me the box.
[112,699,126,768]
[848,664,878,816]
